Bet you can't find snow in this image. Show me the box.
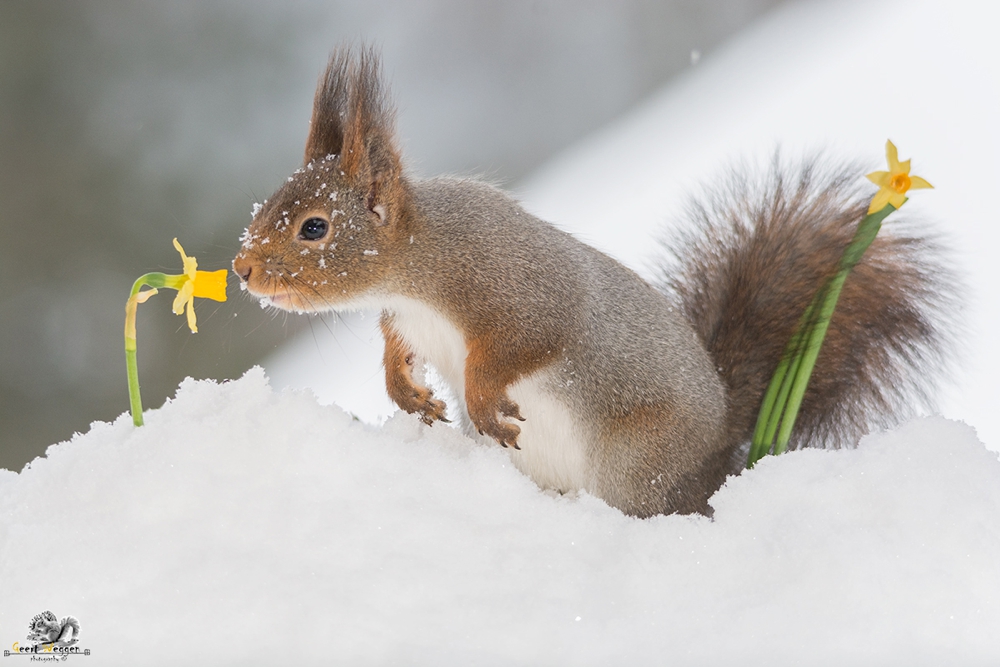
[2,369,998,664]
[4,0,1000,663]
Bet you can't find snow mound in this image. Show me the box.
[1,368,998,665]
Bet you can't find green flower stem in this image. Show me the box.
[748,290,823,464]
[747,202,898,468]
[125,272,177,427]
[125,343,142,426]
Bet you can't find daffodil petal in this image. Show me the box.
[868,188,894,214]
[888,192,908,209]
[885,140,900,172]
[866,170,890,187]
[172,281,194,315]
[186,298,198,333]
[171,293,184,315]
[135,288,159,304]
[173,238,197,279]
[192,270,229,302]
[897,158,911,175]
[909,175,933,189]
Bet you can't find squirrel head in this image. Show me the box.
[233,47,410,313]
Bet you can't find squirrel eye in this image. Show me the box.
[299,217,329,241]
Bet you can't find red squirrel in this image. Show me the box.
[232,47,955,517]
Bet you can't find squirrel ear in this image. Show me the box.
[340,46,406,226]
[340,47,401,182]
[304,51,351,164]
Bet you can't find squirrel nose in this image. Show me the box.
[232,256,252,282]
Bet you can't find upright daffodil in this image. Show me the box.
[865,139,933,214]
[748,140,934,468]
[124,238,229,426]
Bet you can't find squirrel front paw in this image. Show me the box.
[475,416,522,449]
[381,317,450,426]
[469,396,525,449]
[497,396,526,422]
[399,387,450,425]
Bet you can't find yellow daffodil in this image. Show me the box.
[170,238,228,333]
[124,238,229,426]
[865,140,933,214]
[749,139,937,468]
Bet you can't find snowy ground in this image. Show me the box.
[2,370,998,665]
[3,1,1000,664]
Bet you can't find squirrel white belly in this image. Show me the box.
[233,46,955,517]
[380,296,593,494]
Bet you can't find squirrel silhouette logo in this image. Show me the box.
[26,610,80,649]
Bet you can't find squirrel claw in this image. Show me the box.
[474,417,522,450]
[497,397,525,422]
[401,391,448,426]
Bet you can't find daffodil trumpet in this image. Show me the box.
[747,141,932,468]
[124,239,228,427]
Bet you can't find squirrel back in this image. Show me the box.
[233,47,957,517]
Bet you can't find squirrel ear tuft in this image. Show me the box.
[340,46,401,181]
[306,46,406,226]
[304,50,351,164]
[340,46,406,226]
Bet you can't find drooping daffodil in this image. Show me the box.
[865,139,933,214]
[168,238,229,333]
[124,238,229,426]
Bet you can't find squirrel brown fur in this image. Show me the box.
[232,47,956,518]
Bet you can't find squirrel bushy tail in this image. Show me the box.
[658,158,958,469]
